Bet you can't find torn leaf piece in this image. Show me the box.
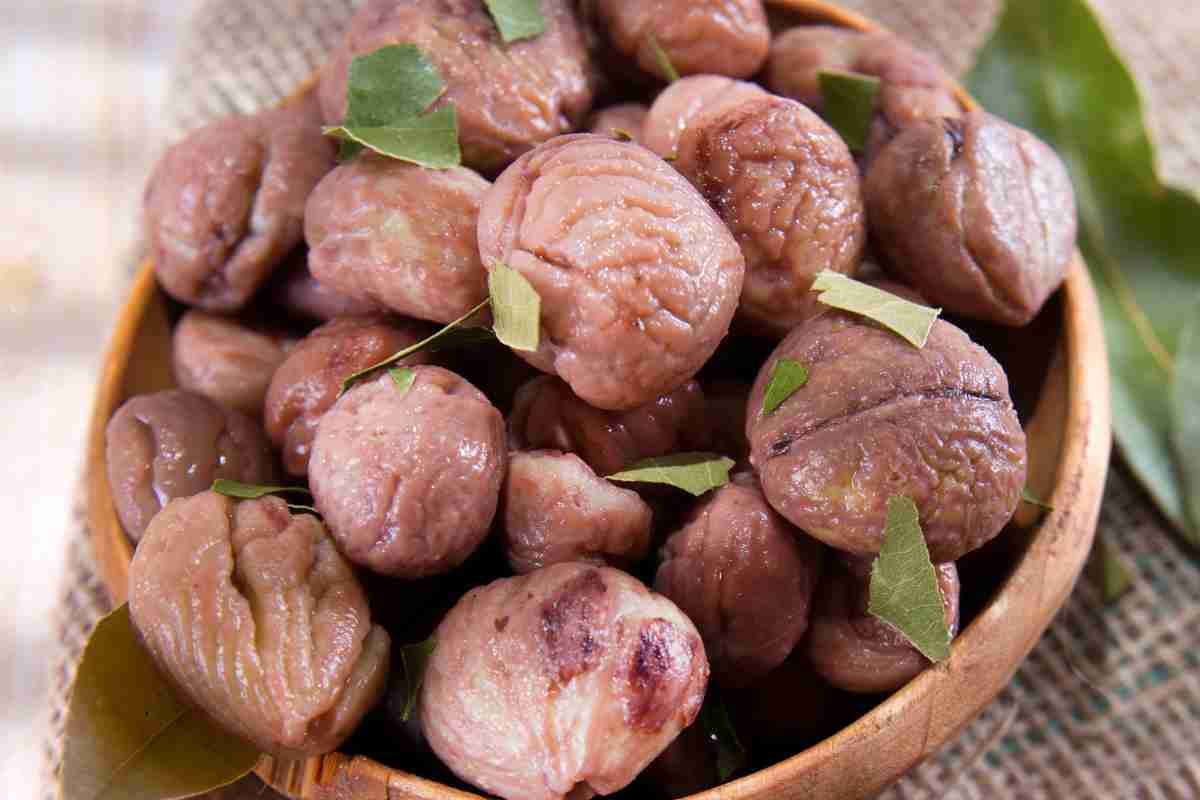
[484,0,546,43]
[399,637,437,722]
[868,496,952,663]
[489,262,541,352]
[607,453,735,497]
[762,359,809,416]
[818,69,881,153]
[812,271,941,348]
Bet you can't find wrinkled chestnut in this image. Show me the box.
[145,93,333,311]
[129,492,390,756]
[319,0,594,173]
[309,366,506,578]
[595,0,770,81]
[655,473,822,686]
[171,311,291,417]
[806,559,960,693]
[421,563,708,800]
[478,134,744,410]
[305,156,491,324]
[746,308,1027,562]
[501,450,653,574]
[508,376,711,476]
[866,111,1077,325]
[675,95,866,336]
[765,26,961,157]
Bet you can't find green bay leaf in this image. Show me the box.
[336,44,453,162]
[488,261,541,352]
[483,0,546,43]
[811,271,941,348]
[817,70,880,153]
[210,480,310,501]
[389,367,417,395]
[762,359,809,416]
[966,0,1200,544]
[1170,302,1200,544]
[699,694,746,783]
[399,637,437,722]
[1020,485,1055,512]
[341,298,493,393]
[606,453,735,497]
[344,44,446,126]
[647,33,680,83]
[60,605,259,800]
[868,497,951,663]
[325,106,462,169]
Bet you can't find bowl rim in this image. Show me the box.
[84,1,1113,798]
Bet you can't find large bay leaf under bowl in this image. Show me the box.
[83,1,1113,797]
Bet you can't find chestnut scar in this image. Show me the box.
[540,568,609,683]
[767,385,1004,459]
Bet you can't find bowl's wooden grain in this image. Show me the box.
[84,1,1112,798]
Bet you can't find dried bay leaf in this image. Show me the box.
[761,359,809,416]
[817,70,880,153]
[483,0,546,43]
[488,262,541,352]
[607,453,735,497]
[967,0,1200,545]
[811,271,940,348]
[868,497,951,663]
[60,605,259,800]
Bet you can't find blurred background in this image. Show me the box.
[0,2,199,796]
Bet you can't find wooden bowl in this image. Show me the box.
[84,1,1112,797]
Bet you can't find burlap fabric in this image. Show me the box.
[42,1,1200,798]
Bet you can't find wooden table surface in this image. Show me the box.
[0,2,198,797]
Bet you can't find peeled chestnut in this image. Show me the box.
[129,492,390,756]
[501,450,653,574]
[866,111,1077,325]
[477,134,745,410]
[421,563,708,800]
[806,559,960,693]
[106,389,277,542]
[509,376,711,476]
[746,305,1027,563]
[655,473,822,686]
[144,92,333,312]
[309,366,506,578]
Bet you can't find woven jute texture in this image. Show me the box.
[43,1,1200,798]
